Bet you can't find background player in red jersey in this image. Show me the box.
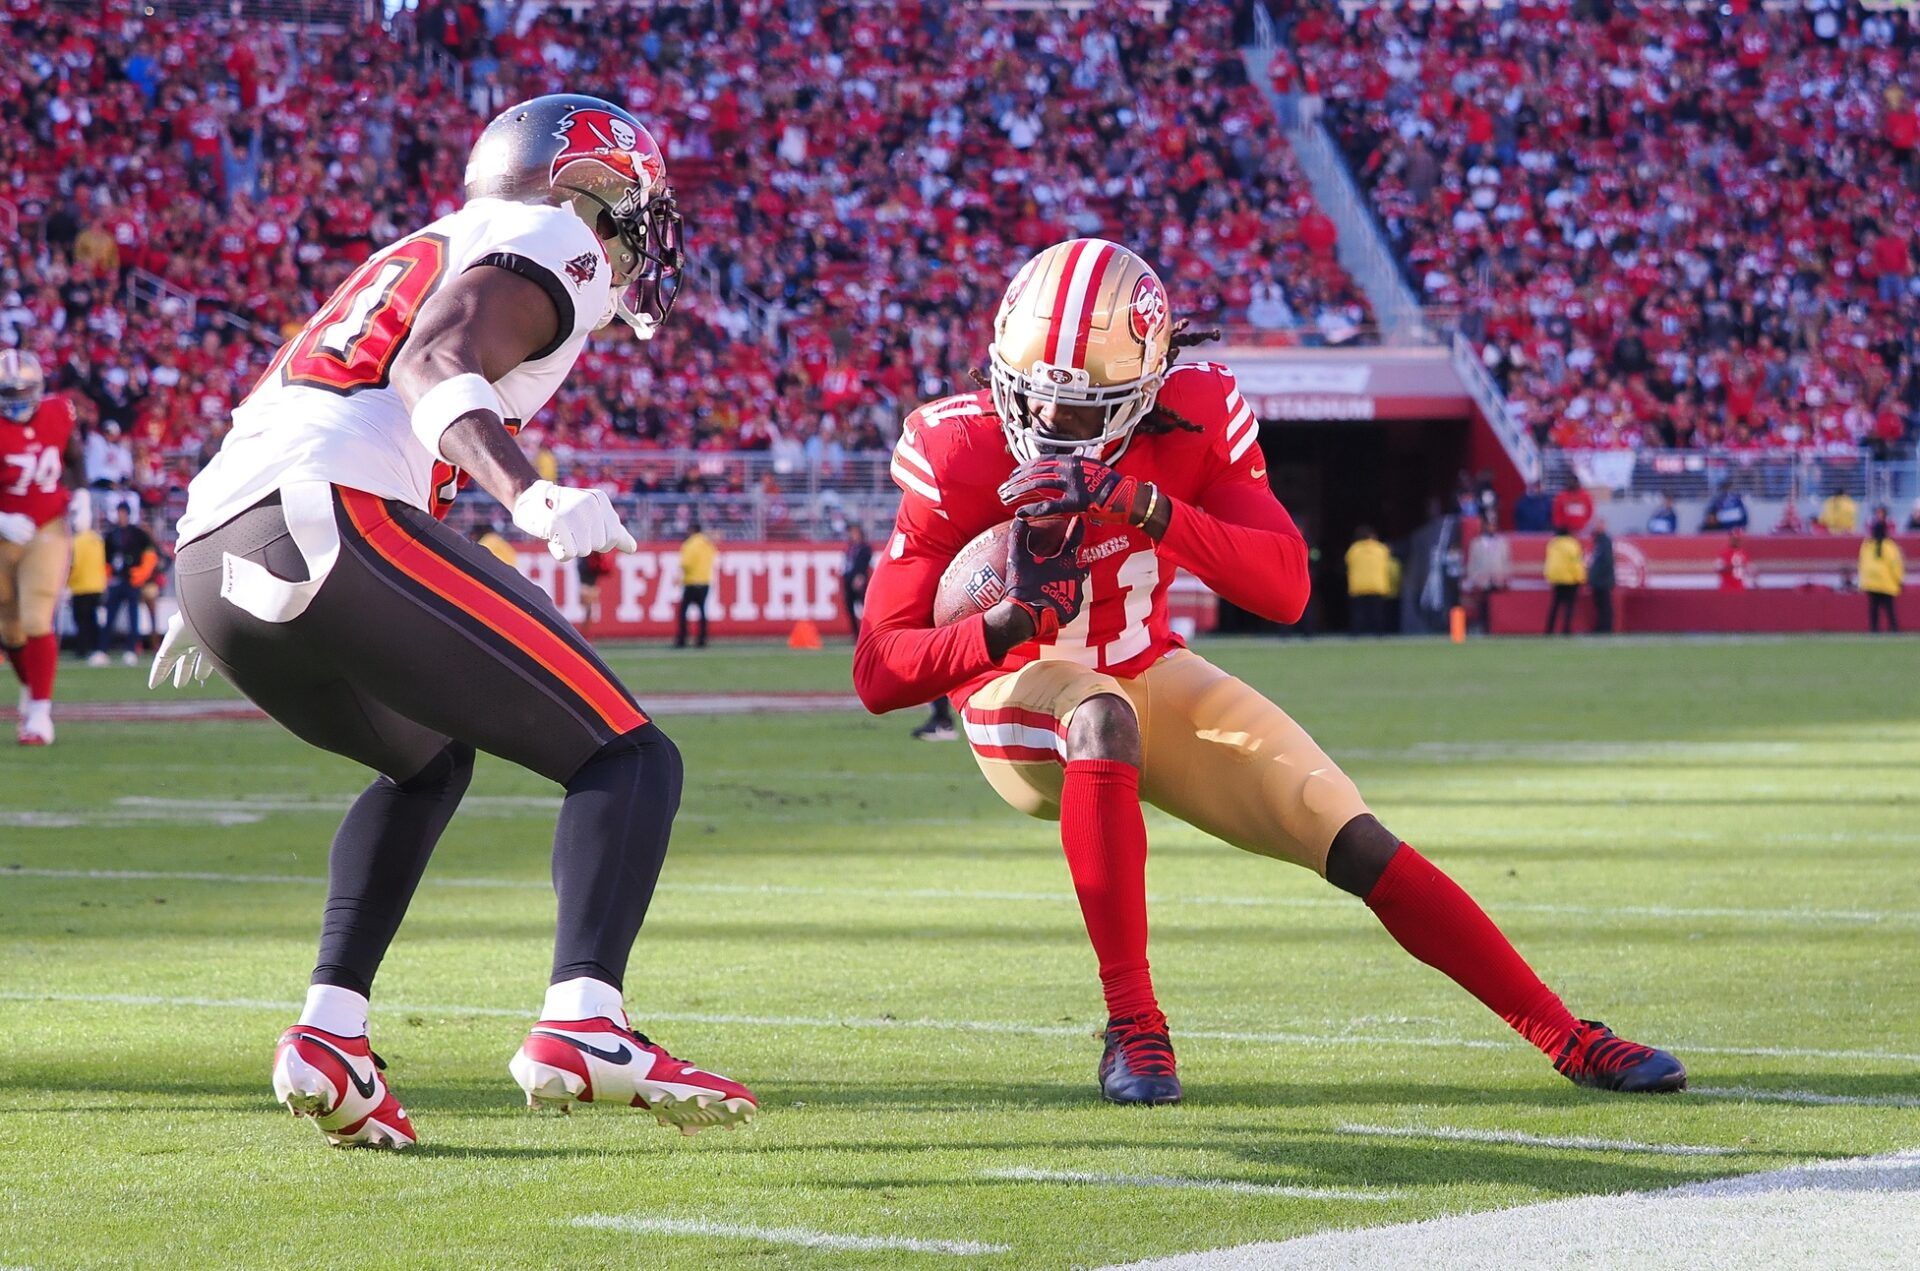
[0,350,83,746]
[854,239,1686,1105]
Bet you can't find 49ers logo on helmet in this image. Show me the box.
[550,107,661,187]
[1129,274,1169,342]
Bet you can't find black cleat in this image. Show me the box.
[1099,1010,1183,1105]
[1554,1019,1687,1093]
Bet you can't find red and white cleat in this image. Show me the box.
[509,1018,757,1136]
[17,695,52,746]
[270,1026,417,1150]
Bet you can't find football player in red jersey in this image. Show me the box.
[854,239,1685,1104]
[0,350,83,746]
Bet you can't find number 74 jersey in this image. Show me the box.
[178,197,612,544]
[881,361,1270,708]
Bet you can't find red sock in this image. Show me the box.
[16,634,56,701]
[1059,758,1157,1020]
[1,642,24,691]
[1365,844,1577,1057]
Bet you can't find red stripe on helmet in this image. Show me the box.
[1044,240,1089,366]
[1070,241,1119,370]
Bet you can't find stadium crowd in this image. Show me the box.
[0,0,1370,517]
[1287,1,1920,457]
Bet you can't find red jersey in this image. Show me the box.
[0,395,77,527]
[1718,546,1753,591]
[854,362,1310,713]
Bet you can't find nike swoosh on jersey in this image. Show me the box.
[531,1029,633,1065]
[1250,467,1267,479]
[298,1033,379,1100]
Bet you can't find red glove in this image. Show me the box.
[998,456,1145,527]
[1004,517,1086,640]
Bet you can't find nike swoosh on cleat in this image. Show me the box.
[531,1030,632,1065]
[298,1033,378,1100]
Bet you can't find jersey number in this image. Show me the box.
[273,234,449,396]
[3,445,62,497]
[1052,548,1159,664]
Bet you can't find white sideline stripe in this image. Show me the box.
[8,990,1920,1066]
[13,861,1920,928]
[981,1167,1401,1202]
[1099,1150,1920,1271]
[1693,1085,1920,1109]
[569,1215,1008,1257]
[1336,1123,1742,1157]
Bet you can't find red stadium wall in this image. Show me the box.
[511,541,1222,640]
[1487,533,1918,634]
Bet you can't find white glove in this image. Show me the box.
[511,480,637,563]
[148,612,216,690]
[0,512,35,545]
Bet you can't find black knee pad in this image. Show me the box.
[394,741,477,797]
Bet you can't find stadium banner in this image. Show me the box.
[512,541,1220,639]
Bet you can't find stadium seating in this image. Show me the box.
[1288,2,1919,457]
[0,0,1370,516]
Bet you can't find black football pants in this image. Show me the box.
[176,488,680,996]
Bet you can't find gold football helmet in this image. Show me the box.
[989,238,1173,463]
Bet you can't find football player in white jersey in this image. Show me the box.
[153,95,756,1148]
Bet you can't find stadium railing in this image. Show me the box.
[1453,331,1542,485]
[47,0,368,25]
[1544,449,1919,507]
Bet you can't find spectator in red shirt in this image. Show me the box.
[1718,532,1754,591]
[1550,478,1594,533]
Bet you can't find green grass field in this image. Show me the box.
[3,636,1918,1269]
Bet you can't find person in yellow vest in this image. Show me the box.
[1818,488,1858,535]
[68,516,109,665]
[676,520,717,648]
[1345,526,1394,635]
[474,522,519,569]
[1543,526,1586,636]
[1860,520,1903,633]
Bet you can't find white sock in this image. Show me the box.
[299,984,369,1038]
[541,976,625,1024]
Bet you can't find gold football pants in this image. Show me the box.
[0,517,71,645]
[960,649,1370,874]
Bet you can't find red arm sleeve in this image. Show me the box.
[1157,478,1312,626]
[851,535,997,714]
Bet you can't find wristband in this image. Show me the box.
[1136,483,1161,529]
[410,372,505,461]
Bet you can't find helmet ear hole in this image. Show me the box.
[595,209,618,241]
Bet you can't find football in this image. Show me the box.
[932,517,1072,626]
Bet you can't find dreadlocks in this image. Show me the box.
[1139,317,1222,436]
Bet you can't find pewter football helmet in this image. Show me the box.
[464,94,683,338]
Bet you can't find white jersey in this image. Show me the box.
[179,198,612,542]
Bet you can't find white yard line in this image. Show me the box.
[6,990,1920,1067]
[1099,1149,1920,1271]
[980,1167,1400,1202]
[1693,1085,1920,1109]
[1335,1123,1743,1157]
[568,1215,1008,1257]
[10,863,1920,929]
